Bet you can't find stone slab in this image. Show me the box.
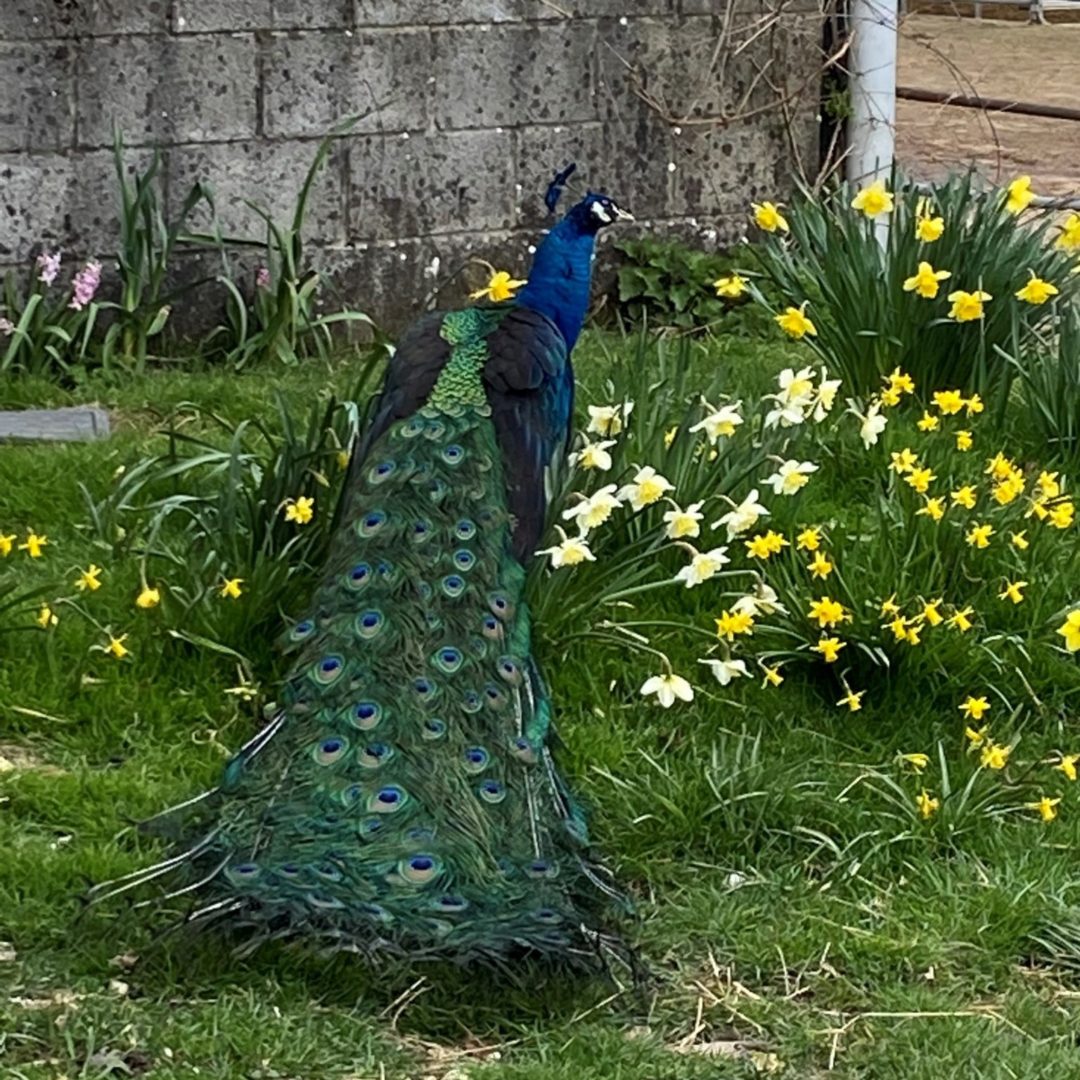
[271,0,353,28]
[0,43,75,153]
[433,23,597,129]
[75,34,258,148]
[173,0,273,32]
[90,0,171,33]
[0,406,110,442]
[349,129,516,241]
[262,30,431,138]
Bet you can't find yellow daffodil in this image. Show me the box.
[915,214,945,243]
[887,615,909,642]
[960,695,991,720]
[922,598,944,626]
[851,179,894,218]
[1037,470,1061,499]
[1055,754,1079,782]
[965,522,994,548]
[1048,501,1075,529]
[948,606,975,632]
[1057,610,1080,652]
[745,530,789,560]
[998,580,1027,605]
[220,577,245,600]
[715,609,755,642]
[955,430,973,452]
[812,636,845,663]
[135,586,161,610]
[807,551,833,579]
[965,724,989,749]
[890,447,918,473]
[986,452,1015,481]
[108,634,130,659]
[887,367,916,395]
[775,302,817,340]
[980,742,1011,770]
[880,386,902,408]
[752,201,789,233]
[74,564,103,592]
[951,485,977,510]
[1006,175,1035,215]
[19,532,48,558]
[762,664,784,687]
[916,789,940,819]
[880,594,901,617]
[663,425,678,449]
[837,688,865,712]
[917,411,940,432]
[336,449,351,470]
[1015,272,1059,305]
[899,752,930,772]
[36,604,58,629]
[808,595,846,629]
[917,497,945,522]
[965,394,985,416]
[714,273,747,298]
[284,496,314,525]
[470,270,526,303]
[903,260,951,299]
[1027,795,1061,823]
[932,389,965,415]
[905,466,936,495]
[1056,212,1080,252]
[796,526,821,552]
[0,533,14,557]
[947,289,991,323]
[1010,530,1029,550]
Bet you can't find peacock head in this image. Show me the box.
[564,191,634,236]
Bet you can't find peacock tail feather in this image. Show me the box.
[93,303,628,968]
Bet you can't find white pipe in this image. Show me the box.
[847,0,898,245]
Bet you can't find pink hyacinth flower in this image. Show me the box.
[69,260,102,312]
[255,266,271,289]
[36,250,61,286]
[0,317,14,336]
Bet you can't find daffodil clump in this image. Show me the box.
[747,171,1079,396]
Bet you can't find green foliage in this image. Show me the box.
[749,171,1079,397]
[613,237,773,334]
[1006,305,1080,461]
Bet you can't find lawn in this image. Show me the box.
[2,330,1080,1080]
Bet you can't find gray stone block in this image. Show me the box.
[262,30,431,138]
[433,24,596,129]
[168,139,346,243]
[0,406,110,442]
[349,129,515,242]
[75,35,258,149]
[271,0,353,28]
[173,0,272,32]
[0,43,75,152]
[667,123,772,219]
[354,1,565,25]
[0,153,72,259]
[90,0,170,33]
[1,1,91,39]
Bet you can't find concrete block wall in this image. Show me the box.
[0,0,822,329]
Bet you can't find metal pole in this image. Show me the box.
[847,0,898,245]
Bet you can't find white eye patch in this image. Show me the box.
[590,202,613,223]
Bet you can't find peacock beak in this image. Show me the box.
[613,205,635,222]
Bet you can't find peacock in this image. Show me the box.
[91,171,635,969]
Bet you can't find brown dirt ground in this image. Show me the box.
[896,14,1080,196]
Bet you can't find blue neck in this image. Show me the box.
[516,218,598,350]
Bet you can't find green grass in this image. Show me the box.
[3,331,1080,1080]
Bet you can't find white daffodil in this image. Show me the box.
[674,545,731,588]
[586,402,634,437]
[640,672,694,708]
[617,465,674,511]
[663,500,704,540]
[570,438,616,472]
[849,398,887,449]
[699,657,749,686]
[561,485,621,532]
[689,399,743,446]
[537,527,596,569]
[812,369,842,422]
[712,488,769,539]
[763,459,818,496]
[731,581,788,617]
[763,366,816,428]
